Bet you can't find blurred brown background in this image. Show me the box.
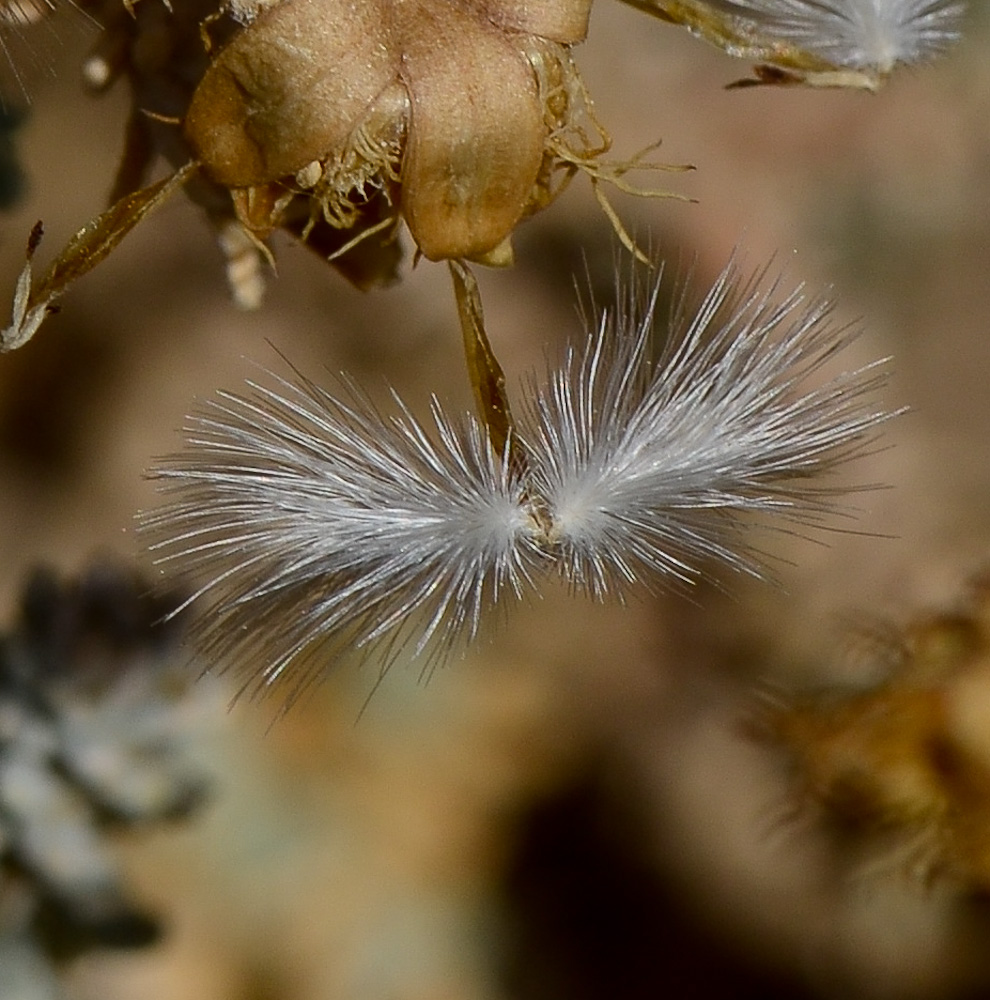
[2,3,990,998]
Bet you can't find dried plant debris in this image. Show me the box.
[142,255,895,702]
[1,167,195,352]
[0,561,213,995]
[625,0,966,88]
[760,575,990,892]
[13,0,966,349]
[0,0,967,347]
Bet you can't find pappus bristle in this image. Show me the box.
[722,0,966,71]
[144,370,541,700]
[525,259,893,597]
[143,255,897,699]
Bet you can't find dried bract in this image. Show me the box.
[1,166,194,352]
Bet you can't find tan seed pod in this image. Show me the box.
[398,2,545,260]
[184,0,602,263]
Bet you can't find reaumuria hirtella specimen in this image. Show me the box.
[0,0,966,349]
[143,257,896,699]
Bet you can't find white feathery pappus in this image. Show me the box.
[0,0,94,104]
[710,0,965,71]
[141,254,899,703]
[627,0,966,88]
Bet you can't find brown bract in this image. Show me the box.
[185,0,594,266]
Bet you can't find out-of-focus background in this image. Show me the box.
[1,3,990,998]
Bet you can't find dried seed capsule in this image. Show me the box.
[184,0,597,262]
[184,0,398,187]
[398,2,545,260]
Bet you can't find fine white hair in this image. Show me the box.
[707,0,965,71]
[143,255,896,700]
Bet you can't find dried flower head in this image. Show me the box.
[0,0,967,350]
[185,0,605,265]
[143,254,895,701]
[0,0,685,347]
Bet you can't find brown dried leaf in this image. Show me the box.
[1,164,196,352]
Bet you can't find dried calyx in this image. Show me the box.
[1,0,683,347]
[186,0,609,267]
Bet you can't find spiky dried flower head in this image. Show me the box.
[142,254,896,701]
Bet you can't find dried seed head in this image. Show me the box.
[1,0,967,350]
[0,0,53,26]
[729,0,966,74]
[142,254,896,701]
[181,0,680,266]
[763,582,990,891]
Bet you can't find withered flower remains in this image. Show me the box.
[0,0,966,351]
[186,0,599,266]
[1,0,679,347]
